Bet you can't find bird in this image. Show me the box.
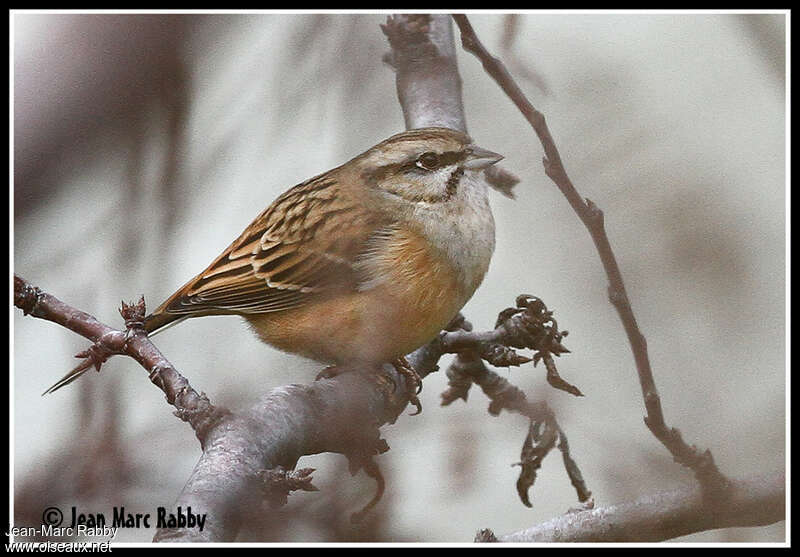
[44,127,503,412]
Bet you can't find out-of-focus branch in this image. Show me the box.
[452,14,731,496]
[382,14,466,132]
[382,14,519,197]
[498,14,550,97]
[479,470,784,543]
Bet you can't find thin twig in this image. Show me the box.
[452,14,730,496]
[14,274,228,444]
[440,311,590,508]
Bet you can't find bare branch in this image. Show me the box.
[260,466,319,509]
[440,322,591,509]
[15,272,442,541]
[481,470,784,543]
[452,14,730,496]
[16,270,585,540]
[14,275,228,443]
[382,14,519,196]
[149,337,446,542]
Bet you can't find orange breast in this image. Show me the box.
[246,227,467,365]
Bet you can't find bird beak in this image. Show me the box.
[464,145,504,170]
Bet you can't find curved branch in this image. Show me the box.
[482,471,784,543]
[14,275,228,442]
[452,14,730,496]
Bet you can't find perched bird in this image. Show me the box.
[46,127,502,411]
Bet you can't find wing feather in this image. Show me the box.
[151,173,384,319]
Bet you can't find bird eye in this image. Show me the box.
[416,152,441,170]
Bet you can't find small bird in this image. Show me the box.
[46,127,502,411]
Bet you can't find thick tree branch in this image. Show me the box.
[382,14,465,132]
[452,14,730,496]
[383,14,519,197]
[481,470,784,543]
[15,274,551,541]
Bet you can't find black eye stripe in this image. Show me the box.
[361,149,468,187]
[410,150,466,172]
[434,151,466,167]
[418,152,439,169]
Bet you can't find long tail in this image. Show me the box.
[42,311,187,395]
[142,311,188,336]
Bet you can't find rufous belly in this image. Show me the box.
[245,233,469,365]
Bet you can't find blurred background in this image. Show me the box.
[12,12,786,543]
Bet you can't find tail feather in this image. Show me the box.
[42,311,187,395]
[143,311,188,336]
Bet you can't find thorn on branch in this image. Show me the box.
[481,344,532,367]
[42,338,118,395]
[75,344,111,373]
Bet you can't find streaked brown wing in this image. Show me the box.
[152,174,380,317]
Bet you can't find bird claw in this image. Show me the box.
[315,365,343,381]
